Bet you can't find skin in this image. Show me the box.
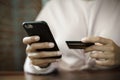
[81,36,120,67]
[23,36,120,68]
[23,36,62,67]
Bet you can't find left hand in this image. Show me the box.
[82,36,120,67]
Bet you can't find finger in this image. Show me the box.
[31,42,55,49]
[26,42,54,52]
[28,51,62,59]
[31,58,59,66]
[90,51,113,59]
[96,59,115,66]
[23,36,40,44]
[85,45,112,52]
[81,36,112,45]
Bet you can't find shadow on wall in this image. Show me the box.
[0,0,41,71]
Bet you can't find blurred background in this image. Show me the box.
[0,0,49,71]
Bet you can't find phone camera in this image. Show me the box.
[25,24,33,29]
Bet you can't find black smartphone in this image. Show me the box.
[66,41,94,49]
[22,21,59,52]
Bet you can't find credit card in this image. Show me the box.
[66,41,94,49]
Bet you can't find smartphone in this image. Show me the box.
[22,21,59,52]
[66,41,94,49]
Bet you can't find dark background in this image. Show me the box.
[0,0,44,71]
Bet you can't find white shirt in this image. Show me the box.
[24,0,120,74]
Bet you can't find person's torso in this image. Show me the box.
[37,0,120,71]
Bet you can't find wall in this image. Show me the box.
[42,0,49,6]
[0,0,42,71]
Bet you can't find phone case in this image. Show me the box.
[22,21,61,58]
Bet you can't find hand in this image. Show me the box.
[23,36,62,68]
[82,36,120,67]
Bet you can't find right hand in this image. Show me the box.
[23,36,62,68]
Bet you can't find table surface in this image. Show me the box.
[0,70,120,80]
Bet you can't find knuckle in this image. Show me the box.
[26,45,31,53]
[30,44,36,50]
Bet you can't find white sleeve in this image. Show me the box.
[24,57,56,74]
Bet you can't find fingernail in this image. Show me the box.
[35,36,40,41]
[81,37,87,42]
[49,43,54,48]
[57,52,62,55]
